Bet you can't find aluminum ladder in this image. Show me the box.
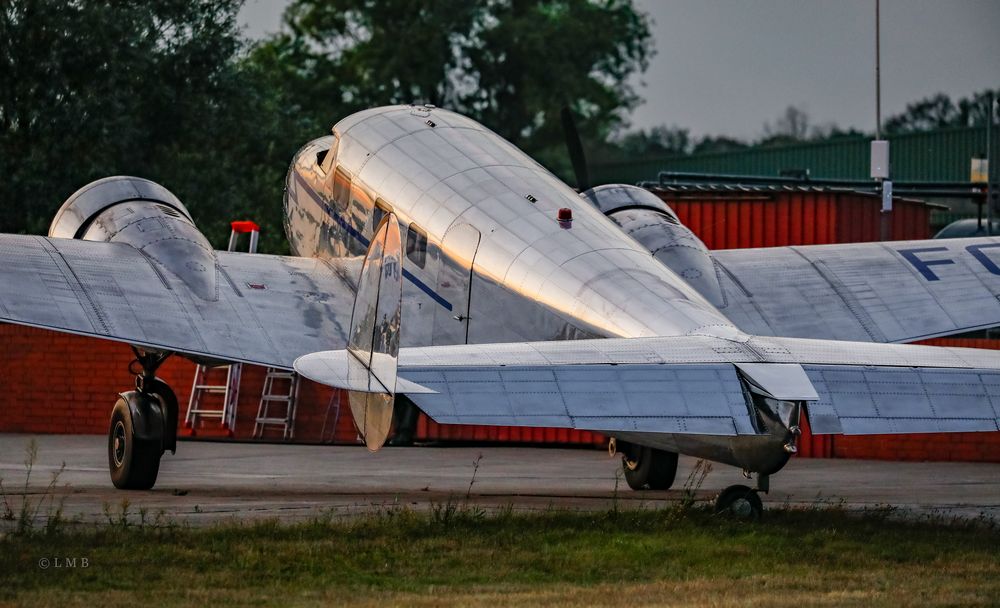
[183,220,260,436]
[253,368,300,439]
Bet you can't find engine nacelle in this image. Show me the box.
[582,184,724,307]
[49,176,219,301]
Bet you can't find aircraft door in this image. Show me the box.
[432,223,481,345]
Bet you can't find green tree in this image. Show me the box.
[884,89,1000,134]
[0,0,294,252]
[690,135,749,155]
[616,125,692,157]
[270,0,653,175]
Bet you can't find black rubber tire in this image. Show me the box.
[623,446,679,491]
[145,378,178,454]
[108,397,162,490]
[714,484,763,520]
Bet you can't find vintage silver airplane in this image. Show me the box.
[3,104,1000,517]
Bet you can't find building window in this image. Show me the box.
[406,224,427,269]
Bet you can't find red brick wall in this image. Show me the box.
[0,324,359,444]
[1,326,998,462]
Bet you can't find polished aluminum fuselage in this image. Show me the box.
[283,105,794,473]
[285,105,734,347]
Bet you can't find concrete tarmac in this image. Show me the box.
[0,434,998,526]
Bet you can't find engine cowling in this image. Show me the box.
[49,176,219,301]
[582,184,724,307]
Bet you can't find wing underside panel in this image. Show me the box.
[804,364,1000,434]
[402,363,755,435]
[375,335,1000,438]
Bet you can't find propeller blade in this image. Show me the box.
[560,106,590,191]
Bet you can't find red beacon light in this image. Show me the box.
[557,207,573,229]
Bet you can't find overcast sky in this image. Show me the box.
[239,0,1000,139]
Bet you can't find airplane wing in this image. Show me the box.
[297,333,1000,437]
[711,236,1000,343]
[0,234,358,368]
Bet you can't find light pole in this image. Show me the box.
[872,0,892,241]
[989,93,995,236]
[875,0,881,142]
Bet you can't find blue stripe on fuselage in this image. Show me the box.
[292,172,454,311]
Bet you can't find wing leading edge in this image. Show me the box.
[0,234,358,368]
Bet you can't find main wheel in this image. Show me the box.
[108,397,162,490]
[714,484,763,520]
[623,446,678,490]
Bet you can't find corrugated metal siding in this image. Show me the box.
[590,126,1000,184]
[414,416,605,446]
[659,191,928,248]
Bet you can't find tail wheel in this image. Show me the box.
[623,445,678,491]
[714,484,763,520]
[108,397,162,490]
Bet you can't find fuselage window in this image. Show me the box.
[406,224,427,269]
[348,184,371,253]
[331,168,351,212]
[373,199,392,232]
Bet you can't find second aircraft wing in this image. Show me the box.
[711,236,1000,343]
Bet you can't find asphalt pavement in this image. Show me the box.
[0,434,997,526]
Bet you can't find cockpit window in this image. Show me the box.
[323,133,339,173]
[406,224,427,269]
[332,168,351,212]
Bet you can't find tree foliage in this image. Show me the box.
[0,0,283,247]
[1,0,653,248]
[884,89,1000,134]
[616,126,693,157]
[3,0,995,252]
[269,0,653,172]
[605,89,997,164]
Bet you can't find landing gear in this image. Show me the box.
[107,349,176,490]
[612,440,678,490]
[714,484,763,520]
[109,397,162,489]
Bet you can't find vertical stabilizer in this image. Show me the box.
[345,214,403,450]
